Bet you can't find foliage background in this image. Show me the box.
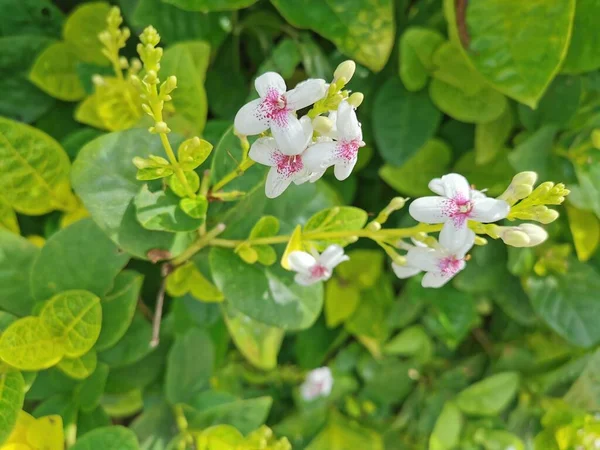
[0,0,600,449]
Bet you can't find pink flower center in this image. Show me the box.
[273,152,304,176]
[309,264,329,280]
[336,139,361,161]
[442,194,473,227]
[257,88,289,127]
[438,255,464,276]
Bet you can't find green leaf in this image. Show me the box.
[100,390,143,419]
[475,430,525,450]
[509,126,558,182]
[325,278,361,328]
[303,206,368,250]
[379,138,452,197]
[337,249,384,290]
[399,27,445,92]
[254,38,302,83]
[306,413,384,450]
[165,328,214,405]
[29,41,85,101]
[57,351,98,380]
[373,77,442,165]
[561,0,600,73]
[40,290,102,358]
[78,362,109,412]
[518,76,581,129]
[163,0,258,11]
[95,271,143,352]
[62,2,112,66]
[384,325,433,362]
[133,0,230,49]
[98,313,153,368]
[456,372,520,416]
[445,0,575,108]
[31,218,129,301]
[130,402,176,450]
[161,41,210,135]
[223,304,283,370]
[566,205,600,262]
[178,137,213,171]
[78,406,111,437]
[70,426,140,450]
[0,0,63,38]
[210,247,323,330]
[345,279,394,343]
[71,129,194,260]
[429,77,507,124]
[184,392,272,435]
[0,196,18,235]
[0,115,74,215]
[180,195,209,220]
[0,35,55,123]
[0,317,64,370]
[250,216,280,238]
[134,185,204,232]
[0,370,25,446]
[0,230,39,317]
[271,0,395,72]
[429,402,463,450]
[526,260,600,347]
[475,105,515,165]
[453,151,513,196]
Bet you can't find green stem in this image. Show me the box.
[211,158,256,192]
[171,223,226,265]
[159,133,196,199]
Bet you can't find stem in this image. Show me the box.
[211,158,256,192]
[171,223,227,265]
[150,264,170,348]
[159,133,196,199]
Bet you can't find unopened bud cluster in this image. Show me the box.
[308,60,364,118]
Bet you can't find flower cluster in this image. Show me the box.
[235,61,365,198]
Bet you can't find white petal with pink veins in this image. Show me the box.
[271,114,307,155]
[408,196,447,223]
[421,271,449,288]
[392,263,422,279]
[285,79,327,111]
[288,251,317,274]
[255,72,286,97]
[303,141,337,172]
[470,197,510,222]
[405,247,440,272]
[439,222,474,256]
[333,156,358,181]
[431,173,471,199]
[234,98,269,135]
[336,101,362,141]
[248,137,278,166]
[318,245,349,270]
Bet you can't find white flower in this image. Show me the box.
[303,101,365,181]
[288,245,349,286]
[249,117,326,198]
[234,72,327,155]
[409,173,510,251]
[300,367,333,401]
[392,228,475,288]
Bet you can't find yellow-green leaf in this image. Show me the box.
[29,42,86,101]
[26,415,64,450]
[223,305,283,371]
[567,205,600,262]
[0,116,75,215]
[62,2,112,65]
[0,196,18,234]
[281,225,303,270]
[0,317,64,371]
[4,410,34,446]
[57,351,98,380]
[325,278,360,328]
[0,371,25,446]
[40,290,102,358]
[304,206,368,250]
[429,402,463,450]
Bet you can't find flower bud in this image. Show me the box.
[98,30,111,46]
[498,171,538,205]
[140,26,160,47]
[513,171,537,187]
[537,209,559,224]
[519,224,548,246]
[92,74,105,86]
[144,70,158,84]
[130,58,142,72]
[312,116,333,135]
[347,92,364,108]
[119,56,129,69]
[334,60,356,83]
[165,75,177,93]
[474,236,488,246]
[154,121,170,134]
[501,229,531,247]
[592,129,600,149]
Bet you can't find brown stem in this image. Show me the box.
[150,264,172,348]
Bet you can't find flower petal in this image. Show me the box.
[392,263,422,279]
[333,156,358,181]
[309,169,326,183]
[319,245,349,270]
[234,98,270,135]
[248,137,278,166]
[255,72,286,97]
[471,197,510,222]
[421,271,450,288]
[336,101,362,141]
[439,222,472,255]
[428,178,446,196]
[303,141,337,172]
[285,79,327,111]
[295,273,317,286]
[454,228,476,258]
[300,115,314,149]
[288,251,316,274]
[272,113,307,155]
[406,247,439,272]
[408,196,447,223]
[438,173,471,200]
[265,166,294,198]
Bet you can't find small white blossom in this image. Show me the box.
[248,117,326,198]
[288,245,349,286]
[409,173,510,251]
[300,367,333,401]
[234,72,327,155]
[304,101,365,180]
[392,229,475,288]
